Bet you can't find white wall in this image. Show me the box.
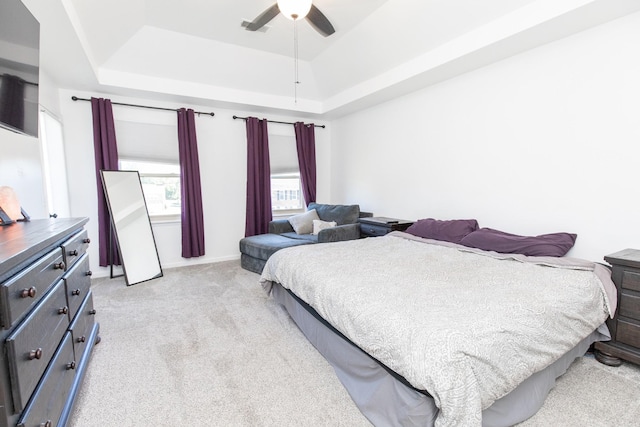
[0,128,46,218]
[58,90,331,277]
[330,11,640,263]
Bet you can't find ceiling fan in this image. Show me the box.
[244,0,336,37]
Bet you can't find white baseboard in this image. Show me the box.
[90,254,241,279]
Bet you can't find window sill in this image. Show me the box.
[150,215,181,224]
[273,209,304,219]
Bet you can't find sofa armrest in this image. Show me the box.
[269,219,294,234]
[318,224,361,243]
[359,211,374,219]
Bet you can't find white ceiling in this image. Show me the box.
[20,0,640,118]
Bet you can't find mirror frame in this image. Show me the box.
[100,170,163,286]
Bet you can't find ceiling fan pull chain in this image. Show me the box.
[294,18,299,104]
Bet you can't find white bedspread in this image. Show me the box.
[260,232,614,427]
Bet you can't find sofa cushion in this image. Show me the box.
[308,203,360,225]
[288,209,320,234]
[280,232,319,243]
[239,233,314,260]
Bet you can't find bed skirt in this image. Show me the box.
[270,282,610,427]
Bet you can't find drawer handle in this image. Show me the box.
[72,289,81,296]
[53,261,65,270]
[66,361,76,370]
[20,287,37,298]
[89,309,97,315]
[69,249,78,257]
[40,420,52,427]
[83,238,91,244]
[86,270,93,277]
[77,335,86,343]
[58,306,69,315]
[29,348,43,360]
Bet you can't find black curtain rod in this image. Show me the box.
[0,73,38,86]
[71,96,215,116]
[232,115,325,128]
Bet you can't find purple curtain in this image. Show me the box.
[0,74,25,131]
[294,122,317,205]
[177,108,205,258]
[245,117,272,237]
[91,97,121,267]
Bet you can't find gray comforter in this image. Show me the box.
[260,232,615,427]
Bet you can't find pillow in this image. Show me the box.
[405,218,479,244]
[288,209,320,234]
[312,219,337,235]
[459,227,577,257]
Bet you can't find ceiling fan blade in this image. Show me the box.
[306,4,335,37]
[245,3,280,31]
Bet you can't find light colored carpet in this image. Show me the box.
[69,260,640,427]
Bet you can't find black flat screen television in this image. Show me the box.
[0,0,40,138]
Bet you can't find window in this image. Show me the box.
[271,172,304,213]
[269,133,304,215]
[119,159,181,219]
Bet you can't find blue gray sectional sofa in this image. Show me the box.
[239,203,372,273]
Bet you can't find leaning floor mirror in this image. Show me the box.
[101,170,163,286]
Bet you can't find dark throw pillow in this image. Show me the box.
[459,228,577,257]
[405,218,479,244]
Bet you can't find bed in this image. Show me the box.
[259,227,616,427]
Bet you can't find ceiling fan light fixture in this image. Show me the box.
[277,0,312,20]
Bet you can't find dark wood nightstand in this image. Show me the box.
[359,217,414,238]
[595,248,640,366]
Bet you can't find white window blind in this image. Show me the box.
[115,120,178,162]
[269,134,299,174]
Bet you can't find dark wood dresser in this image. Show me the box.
[595,248,640,366]
[359,217,414,238]
[0,218,99,427]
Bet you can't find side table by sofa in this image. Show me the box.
[359,217,414,238]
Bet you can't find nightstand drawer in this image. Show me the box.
[17,333,76,427]
[6,280,71,411]
[617,319,640,348]
[1,248,65,329]
[360,224,390,237]
[620,292,640,320]
[622,270,640,292]
[359,218,414,238]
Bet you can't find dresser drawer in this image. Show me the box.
[1,248,65,329]
[64,254,92,320]
[69,291,97,360]
[622,270,640,292]
[17,333,76,427]
[360,223,390,237]
[6,280,71,412]
[61,229,90,271]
